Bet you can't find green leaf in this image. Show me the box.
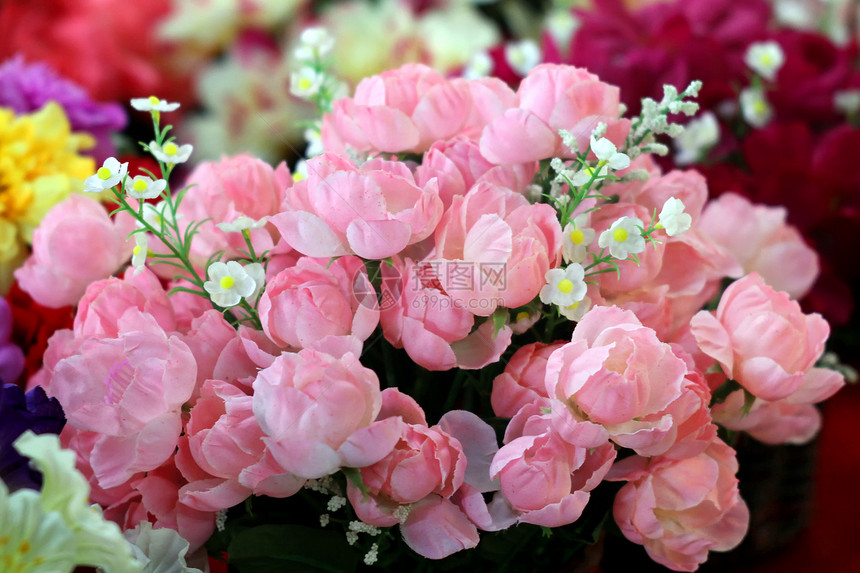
[341,467,370,499]
[491,308,508,339]
[228,524,358,573]
[741,389,757,417]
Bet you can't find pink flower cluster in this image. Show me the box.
[15,61,845,570]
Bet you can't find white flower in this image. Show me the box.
[83,157,128,192]
[658,197,692,236]
[744,41,785,81]
[304,128,324,158]
[124,521,202,573]
[216,216,269,233]
[243,262,266,302]
[204,261,258,307]
[570,136,630,186]
[559,295,592,322]
[539,264,587,308]
[674,112,720,165]
[462,50,493,79]
[295,26,335,61]
[290,66,324,99]
[598,216,645,259]
[130,96,181,113]
[511,310,540,334]
[562,214,595,264]
[149,140,193,164]
[834,89,860,116]
[141,200,180,231]
[124,175,167,200]
[545,9,579,52]
[505,39,541,76]
[131,233,148,275]
[739,87,773,127]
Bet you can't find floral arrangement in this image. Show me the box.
[0,2,855,573]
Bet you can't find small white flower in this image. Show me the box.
[84,157,128,192]
[124,175,167,199]
[290,66,324,99]
[293,159,310,182]
[297,27,335,59]
[511,310,540,334]
[559,295,592,322]
[505,39,541,76]
[598,216,645,259]
[744,41,785,81]
[204,261,258,308]
[149,140,193,164]
[834,89,860,116]
[739,87,773,127]
[658,197,692,236]
[131,233,148,275]
[216,216,269,233]
[462,50,493,79]
[591,135,630,170]
[130,96,180,112]
[545,9,579,51]
[141,200,180,231]
[562,214,595,264]
[674,112,720,165]
[304,128,324,158]
[244,262,266,302]
[539,264,587,308]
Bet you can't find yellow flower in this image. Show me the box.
[0,102,94,291]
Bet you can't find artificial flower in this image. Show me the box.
[148,140,193,165]
[539,264,587,308]
[744,40,786,81]
[658,197,692,236]
[130,96,181,113]
[562,215,595,264]
[124,175,167,200]
[131,233,148,275]
[204,261,258,308]
[598,216,645,259]
[83,157,128,193]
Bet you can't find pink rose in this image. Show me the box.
[545,306,691,456]
[48,309,197,488]
[698,193,819,299]
[608,438,750,572]
[272,153,443,260]
[480,63,630,164]
[322,64,473,154]
[174,154,291,269]
[491,342,563,418]
[258,256,379,351]
[252,348,402,479]
[690,273,844,402]
[430,182,562,316]
[379,258,512,371]
[15,195,135,308]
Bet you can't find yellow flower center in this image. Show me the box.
[557,279,574,293]
[760,53,773,66]
[298,77,312,90]
[148,96,160,105]
[566,301,580,310]
[163,142,179,156]
[132,179,148,192]
[292,172,306,182]
[753,100,768,115]
[515,311,531,322]
[570,228,584,244]
[220,276,235,290]
[97,166,112,180]
[133,245,142,256]
[612,228,628,242]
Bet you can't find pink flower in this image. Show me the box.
[322,64,473,154]
[690,273,844,402]
[698,193,819,299]
[711,389,821,445]
[545,306,691,456]
[480,63,630,164]
[608,438,750,572]
[491,342,562,418]
[173,154,291,269]
[15,195,135,308]
[46,309,197,489]
[179,310,261,391]
[430,182,562,316]
[489,401,616,527]
[258,256,378,352]
[272,153,443,260]
[252,348,402,479]
[379,257,512,371]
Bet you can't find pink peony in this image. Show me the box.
[322,64,474,154]
[490,342,562,418]
[15,195,135,308]
[711,389,821,445]
[258,256,379,351]
[379,257,512,371]
[545,306,693,456]
[608,438,750,572]
[272,153,443,260]
[47,309,197,489]
[252,348,403,479]
[429,182,562,316]
[479,63,630,164]
[690,273,844,402]
[698,192,819,299]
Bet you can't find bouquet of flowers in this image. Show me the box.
[0,18,850,573]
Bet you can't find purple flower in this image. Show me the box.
[0,384,66,492]
[0,55,127,161]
